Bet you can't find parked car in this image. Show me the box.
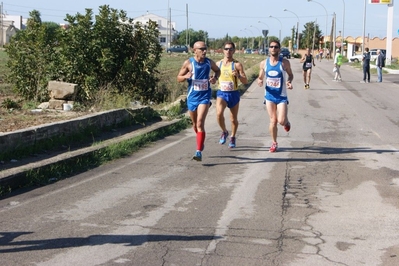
[244,49,252,54]
[258,48,267,55]
[348,49,386,63]
[280,48,291,59]
[167,45,188,53]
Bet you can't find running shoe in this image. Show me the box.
[284,121,291,132]
[192,151,202,161]
[269,142,278,153]
[306,84,310,89]
[219,131,228,144]
[228,137,236,148]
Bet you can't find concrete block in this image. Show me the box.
[49,99,67,110]
[48,81,78,100]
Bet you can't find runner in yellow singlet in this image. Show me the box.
[215,41,248,148]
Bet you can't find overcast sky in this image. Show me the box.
[5,0,397,39]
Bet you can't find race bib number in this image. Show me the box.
[220,81,234,91]
[193,79,208,91]
[306,62,312,68]
[266,77,281,89]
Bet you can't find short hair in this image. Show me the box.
[365,47,369,52]
[223,41,235,49]
[269,40,281,48]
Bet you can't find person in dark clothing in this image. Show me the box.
[300,48,316,89]
[376,49,385,82]
[362,47,371,83]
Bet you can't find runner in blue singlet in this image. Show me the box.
[177,41,220,162]
[257,40,294,153]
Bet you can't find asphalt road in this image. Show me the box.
[1,59,399,266]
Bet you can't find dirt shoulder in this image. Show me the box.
[0,107,91,133]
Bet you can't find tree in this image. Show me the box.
[281,36,291,48]
[6,10,61,102]
[6,5,164,104]
[301,21,322,49]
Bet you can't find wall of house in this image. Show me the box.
[341,36,399,59]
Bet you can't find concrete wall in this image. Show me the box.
[0,107,156,155]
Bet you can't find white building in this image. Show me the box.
[133,13,177,48]
[0,14,23,45]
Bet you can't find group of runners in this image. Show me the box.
[177,40,293,161]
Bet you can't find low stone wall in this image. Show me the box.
[0,107,156,154]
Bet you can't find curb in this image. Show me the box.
[0,118,186,193]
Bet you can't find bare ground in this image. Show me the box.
[0,94,90,133]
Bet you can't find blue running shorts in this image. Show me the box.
[217,90,240,108]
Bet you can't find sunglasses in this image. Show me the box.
[224,47,234,51]
[269,45,280,49]
[197,47,207,51]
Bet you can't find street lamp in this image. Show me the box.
[307,0,328,50]
[269,15,282,41]
[251,25,263,51]
[244,27,254,49]
[240,29,250,49]
[284,9,300,52]
[258,21,270,49]
[342,0,345,55]
[258,21,270,35]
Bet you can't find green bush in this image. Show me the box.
[5,6,163,105]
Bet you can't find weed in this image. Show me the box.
[1,98,21,109]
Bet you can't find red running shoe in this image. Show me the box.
[269,142,278,153]
[284,122,291,132]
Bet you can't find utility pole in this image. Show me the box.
[185,4,188,48]
[0,2,3,47]
[386,1,394,66]
[333,12,336,57]
[362,0,366,54]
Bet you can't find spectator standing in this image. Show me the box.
[177,41,221,161]
[362,47,371,83]
[333,49,343,82]
[376,49,385,82]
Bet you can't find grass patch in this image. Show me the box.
[0,116,191,197]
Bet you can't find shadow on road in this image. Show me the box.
[0,231,221,253]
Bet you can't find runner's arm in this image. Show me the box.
[177,59,192,82]
[209,60,221,84]
[257,60,266,87]
[235,62,248,84]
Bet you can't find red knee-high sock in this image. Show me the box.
[197,131,205,151]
